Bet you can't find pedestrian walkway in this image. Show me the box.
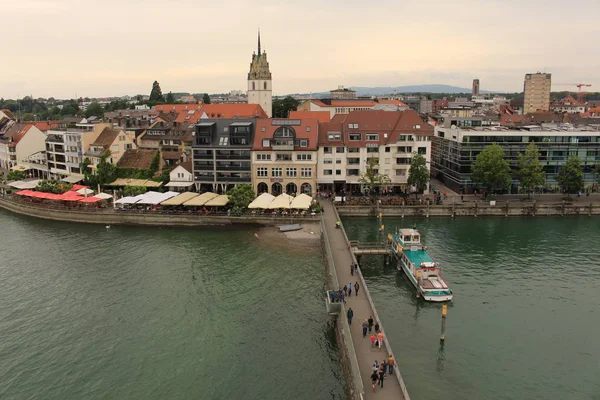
[322,201,406,400]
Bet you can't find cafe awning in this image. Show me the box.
[182,192,218,206]
[290,193,313,209]
[165,181,194,188]
[160,192,199,206]
[94,192,113,200]
[268,193,294,209]
[248,192,275,209]
[11,165,30,171]
[204,195,229,207]
[9,180,40,189]
[108,178,162,187]
[61,174,85,184]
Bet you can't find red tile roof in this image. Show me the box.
[201,103,268,119]
[253,118,319,151]
[92,128,120,147]
[174,109,203,124]
[317,110,432,147]
[288,111,331,123]
[28,121,61,131]
[117,149,158,169]
[330,114,347,124]
[154,104,202,113]
[378,99,409,107]
[3,123,32,144]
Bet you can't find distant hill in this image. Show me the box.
[350,85,492,96]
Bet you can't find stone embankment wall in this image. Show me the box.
[0,198,316,227]
[337,202,600,217]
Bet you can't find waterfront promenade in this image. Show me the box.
[322,201,409,400]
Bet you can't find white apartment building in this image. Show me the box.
[316,110,432,195]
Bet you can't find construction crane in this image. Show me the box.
[554,83,592,103]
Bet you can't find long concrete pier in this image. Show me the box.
[321,201,410,400]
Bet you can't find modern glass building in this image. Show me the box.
[431,122,600,193]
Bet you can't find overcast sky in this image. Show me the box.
[2,0,599,99]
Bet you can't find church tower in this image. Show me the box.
[247,30,272,117]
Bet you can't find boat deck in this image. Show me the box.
[421,278,448,289]
[403,248,434,266]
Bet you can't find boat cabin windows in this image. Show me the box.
[403,234,420,243]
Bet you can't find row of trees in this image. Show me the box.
[358,153,430,198]
[81,152,162,189]
[471,142,592,195]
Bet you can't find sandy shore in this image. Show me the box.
[255,222,321,251]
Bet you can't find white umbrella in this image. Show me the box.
[291,193,312,209]
[268,193,294,209]
[76,188,94,195]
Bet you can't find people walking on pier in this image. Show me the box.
[374,322,380,334]
[348,282,352,296]
[377,331,384,349]
[347,308,353,325]
[329,290,336,303]
[370,334,376,348]
[368,316,374,332]
[371,370,378,392]
[362,319,368,337]
[378,365,385,388]
[354,282,359,296]
[343,285,348,296]
[354,264,359,275]
[350,263,354,276]
[372,360,379,372]
[387,354,395,375]
[381,359,388,378]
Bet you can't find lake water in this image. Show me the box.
[0,211,344,400]
[343,216,600,400]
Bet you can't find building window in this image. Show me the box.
[264,82,267,90]
[335,159,341,164]
[323,147,332,154]
[335,169,342,175]
[257,167,268,177]
[111,144,119,153]
[256,154,271,161]
[261,127,266,132]
[252,82,256,90]
[324,159,333,164]
[366,134,379,141]
[272,167,282,177]
[366,147,379,153]
[286,167,297,177]
[306,126,311,132]
[395,169,407,176]
[349,133,361,141]
[119,135,125,141]
[301,168,312,177]
[347,169,359,176]
[328,132,341,140]
[296,154,312,161]
[125,144,133,150]
[324,169,333,175]
[219,137,228,146]
[348,147,359,153]
[276,154,292,161]
[336,147,345,153]
[299,140,308,147]
[385,147,390,152]
[418,147,427,155]
[348,123,358,129]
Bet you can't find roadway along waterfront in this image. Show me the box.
[0,210,344,400]
[343,215,600,400]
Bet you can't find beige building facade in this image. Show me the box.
[524,73,551,114]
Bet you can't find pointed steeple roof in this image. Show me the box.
[248,31,271,81]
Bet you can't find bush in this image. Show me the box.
[7,170,26,181]
[35,179,73,194]
[123,186,147,196]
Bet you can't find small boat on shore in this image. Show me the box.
[391,229,453,302]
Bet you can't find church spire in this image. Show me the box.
[257,29,261,55]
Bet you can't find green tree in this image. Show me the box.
[407,153,429,197]
[35,180,72,194]
[272,96,299,118]
[166,92,175,103]
[226,184,255,214]
[96,153,117,187]
[60,101,80,116]
[7,170,26,181]
[557,156,584,194]
[202,93,211,104]
[85,102,104,118]
[517,142,546,197]
[149,152,160,176]
[471,143,512,194]
[149,81,165,102]
[123,186,147,196]
[359,157,391,201]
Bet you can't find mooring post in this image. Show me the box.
[440,304,448,342]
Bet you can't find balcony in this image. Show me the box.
[194,175,215,182]
[215,154,251,160]
[215,176,251,183]
[272,144,294,151]
[194,163,213,171]
[193,153,213,160]
[215,165,251,172]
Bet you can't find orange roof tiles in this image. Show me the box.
[289,111,331,123]
[154,104,202,113]
[253,118,319,151]
[378,99,409,107]
[201,104,268,119]
[27,121,61,131]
